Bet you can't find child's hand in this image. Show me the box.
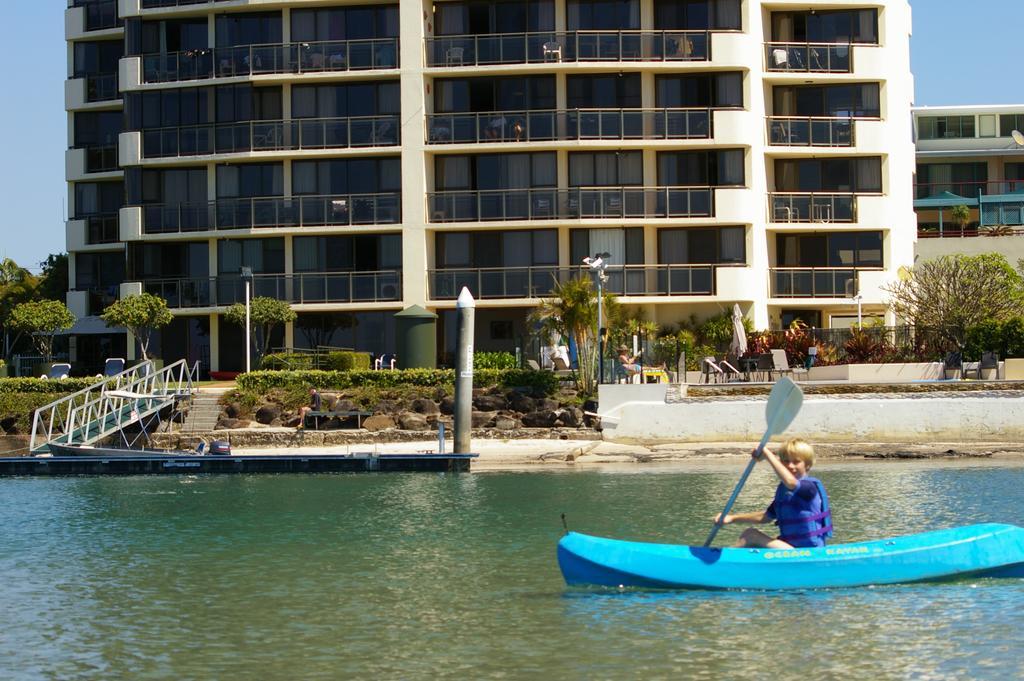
[713,513,733,525]
[751,447,767,461]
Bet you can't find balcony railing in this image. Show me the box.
[81,213,120,244]
[84,73,119,102]
[769,193,856,223]
[765,42,852,73]
[914,180,1024,201]
[426,30,709,67]
[427,108,711,144]
[141,0,236,7]
[428,186,714,222]
[428,264,722,299]
[140,193,402,234]
[73,0,122,31]
[141,39,399,83]
[767,116,856,147]
[140,271,402,307]
[140,115,400,158]
[83,144,119,173]
[770,268,862,298]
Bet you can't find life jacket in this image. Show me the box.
[772,476,833,546]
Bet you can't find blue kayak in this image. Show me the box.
[557,523,1024,590]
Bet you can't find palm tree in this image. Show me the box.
[529,275,619,394]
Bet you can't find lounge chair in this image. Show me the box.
[770,349,807,381]
[701,357,724,384]
[42,362,71,380]
[102,357,125,377]
[942,351,963,379]
[977,351,999,380]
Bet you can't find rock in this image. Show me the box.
[215,417,243,430]
[431,415,454,431]
[439,397,455,415]
[284,415,301,428]
[493,415,519,430]
[363,414,397,431]
[225,402,242,419]
[535,398,560,412]
[255,404,281,425]
[1,416,17,433]
[333,398,358,413]
[555,407,583,428]
[473,394,507,412]
[471,411,494,428]
[398,412,430,431]
[373,400,401,414]
[507,392,535,413]
[521,410,558,427]
[410,398,440,415]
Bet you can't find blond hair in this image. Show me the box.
[778,438,815,469]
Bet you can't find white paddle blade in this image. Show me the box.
[764,377,804,436]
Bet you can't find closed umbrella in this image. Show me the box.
[729,303,747,358]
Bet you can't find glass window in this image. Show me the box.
[292,159,401,195]
[656,73,742,108]
[435,0,554,35]
[291,6,399,41]
[999,114,1024,138]
[73,40,123,77]
[217,238,285,274]
[569,152,643,186]
[74,111,122,147]
[435,76,554,113]
[135,168,206,204]
[437,230,557,267]
[567,0,640,30]
[654,0,741,30]
[658,227,745,264]
[658,150,745,186]
[436,153,554,190]
[215,13,282,48]
[775,157,881,192]
[75,252,126,290]
[771,9,878,44]
[75,182,123,217]
[139,18,207,54]
[918,115,975,140]
[567,74,642,108]
[217,163,283,198]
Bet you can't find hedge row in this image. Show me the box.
[0,392,74,431]
[235,368,560,395]
[0,378,95,395]
[261,351,374,371]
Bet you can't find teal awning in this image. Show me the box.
[913,191,978,209]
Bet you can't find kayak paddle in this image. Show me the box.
[703,377,804,547]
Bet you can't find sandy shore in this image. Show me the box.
[236,438,1024,469]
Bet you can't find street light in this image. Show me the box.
[583,252,610,383]
[241,266,253,372]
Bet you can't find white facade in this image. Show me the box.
[67,0,917,370]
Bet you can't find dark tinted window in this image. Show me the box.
[658,150,745,185]
[654,0,741,30]
[293,158,401,194]
[215,13,282,48]
[292,5,399,41]
[656,73,743,108]
[567,74,641,108]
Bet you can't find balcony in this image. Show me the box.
[428,264,723,300]
[767,116,855,147]
[426,108,711,144]
[428,187,714,222]
[425,31,709,67]
[70,287,120,316]
[770,268,863,298]
[67,146,122,181]
[84,73,119,102]
[140,39,399,84]
[140,271,402,308]
[138,193,402,234]
[67,0,122,35]
[764,42,852,73]
[82,214,120,244]
[769,193,856,223]
[138,115,399,159]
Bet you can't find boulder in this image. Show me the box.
[283,415,302,428]
[473,394,507,412]
[555,407,583,428]
[507,392,535,413]
[373,400,401,414]
[398,412,431,431]
[431,415,454,431]
[471,411,494,428]
[535,398,560,412]
[215,417,243,430]
[521,410,558,427]
[224,402,242,419]
[493,415,520,430]
[410,398,440,415]
[333,398,358,413]
[324,394,340,410]
[1,416,18,433]
[439,396,455,415]
[363,414,397,431]
[254,404,282,425]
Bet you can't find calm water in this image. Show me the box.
[2,461,1023,680]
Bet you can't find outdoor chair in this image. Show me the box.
[374,353,397,370]
[942,351,963,379]
[103,357,125,377]
[977,351,999,380]
[526,359,542,371]
[719,357,742,382]
[43,363,71,380]
[770,349,807,381]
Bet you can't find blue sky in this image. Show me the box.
[0,0,1020,270]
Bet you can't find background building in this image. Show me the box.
[65,0,916,373]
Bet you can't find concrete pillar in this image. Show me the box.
[209,313,219,371]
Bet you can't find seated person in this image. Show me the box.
[617,345,642,378]
[713,438,832,549]
[297,388,322,429]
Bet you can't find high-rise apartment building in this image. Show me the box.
[65,0,916,374]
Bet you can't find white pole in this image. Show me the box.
[856,295,863,327]
[244,279,251,373]
[596,277,603,384]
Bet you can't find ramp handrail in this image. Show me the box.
[29,359,199,453]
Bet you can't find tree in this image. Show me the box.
[528,276,619,394]
[101,292,173,361]
[950,204,971,232]
[0,258,39,360]
[224,296,297,364]
[8,299,75,364]
[35,253,69,302]
[882,253,1024,349]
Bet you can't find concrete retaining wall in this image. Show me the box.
[598,387,1024,444]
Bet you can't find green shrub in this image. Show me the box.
[325,351,372,371]
[0,378,95,395]
[0,392,77,432]
[235,367,559,396]
[260,352,314,371]
[965,319,1004,359]
[1002,317,1024,358]
[474,351,517,370]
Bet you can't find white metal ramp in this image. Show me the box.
[30,359,199,454]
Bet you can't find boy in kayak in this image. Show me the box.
[713,438,832,548]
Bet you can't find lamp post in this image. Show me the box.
[583,252,610,384]
[241,266,253,372]
[854,294,863,327]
